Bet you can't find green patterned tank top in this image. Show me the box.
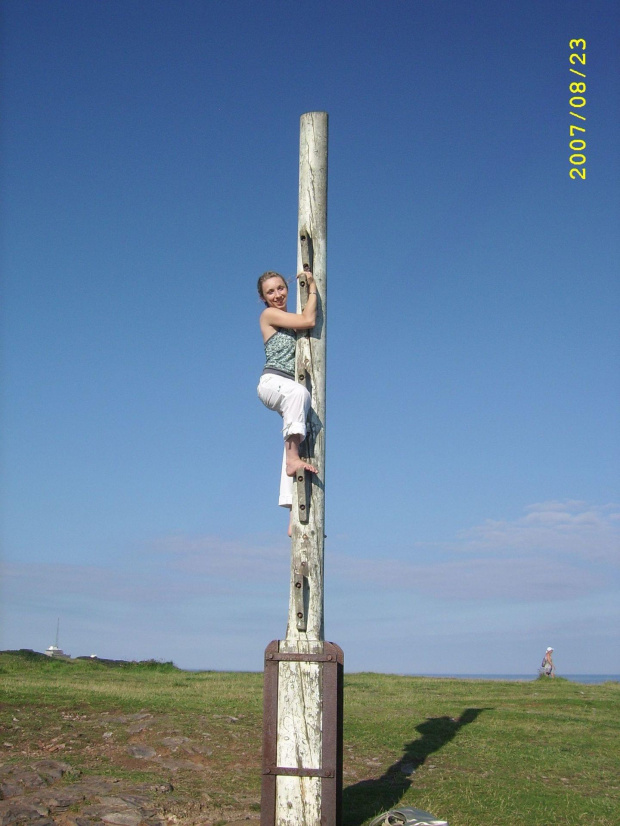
[263,328,296,377]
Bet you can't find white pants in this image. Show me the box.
[257,373,311,507]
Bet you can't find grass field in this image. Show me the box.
[1,650,618,825]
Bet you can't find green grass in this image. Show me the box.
[1,650,619,825]
[342,673,619,825]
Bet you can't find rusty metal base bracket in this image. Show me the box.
[261,639,344,826]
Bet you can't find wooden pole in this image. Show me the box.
[290,111,328,639]
[274,111,329,826]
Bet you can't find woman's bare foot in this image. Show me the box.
[286,456,318,477]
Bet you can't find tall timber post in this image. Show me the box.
[261,112,343,826]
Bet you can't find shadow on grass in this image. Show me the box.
[342,707,491,826]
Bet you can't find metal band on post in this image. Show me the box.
[261,640,343,826]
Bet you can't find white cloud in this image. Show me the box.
[1,532,291,610]
[325,500,618,601]
[147,533,289,580]
[146,501,618,602]
[3,501,618,672]
[453,501,620,563]
[3,502,617,617]
[328,553,603,601]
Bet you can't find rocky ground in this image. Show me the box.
[0,710,261,826]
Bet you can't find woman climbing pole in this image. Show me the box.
[257,270,318,534]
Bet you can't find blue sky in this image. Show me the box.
[1,0,618,675]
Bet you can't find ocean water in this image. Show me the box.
[412,674,619,684]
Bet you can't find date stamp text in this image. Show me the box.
[569,39,587,179]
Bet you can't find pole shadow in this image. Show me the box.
[342,707,492,826]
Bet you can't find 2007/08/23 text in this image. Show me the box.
[569,39,586,180]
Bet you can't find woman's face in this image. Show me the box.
[262,276,288,309]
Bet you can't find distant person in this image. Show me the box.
[257,270,318,534]
[541,646,555,677]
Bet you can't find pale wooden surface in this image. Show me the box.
[275,653,322,826]
[275,111,328,826]
[289,109,328,642]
